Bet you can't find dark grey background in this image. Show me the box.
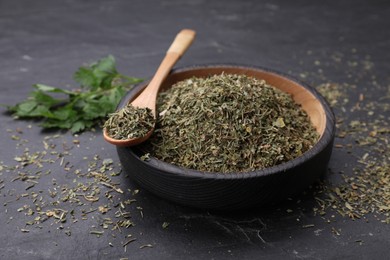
[1,0,389,259]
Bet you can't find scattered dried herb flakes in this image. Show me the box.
[1,127,150,250]
[304,48,390,223]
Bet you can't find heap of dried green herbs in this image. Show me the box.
[104,105,155,140]
[143,73,319,173]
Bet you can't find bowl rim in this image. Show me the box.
[121,63,336,180]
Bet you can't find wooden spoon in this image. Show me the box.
[103,29,196,146]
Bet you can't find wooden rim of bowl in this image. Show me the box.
[120,64,336,179]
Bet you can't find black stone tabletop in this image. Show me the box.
[1,0,389,259]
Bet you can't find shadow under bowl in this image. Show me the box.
[116,64,335,210]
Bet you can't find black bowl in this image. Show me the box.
[116,65,335,210]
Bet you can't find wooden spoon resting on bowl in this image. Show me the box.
[103,29,196,146]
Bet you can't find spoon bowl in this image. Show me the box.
[103,127,153,147]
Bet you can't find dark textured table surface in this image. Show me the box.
[1,1,389,259]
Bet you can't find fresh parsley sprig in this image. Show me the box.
[7,55,142,133]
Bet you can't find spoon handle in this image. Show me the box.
[167,29,196,56]
[131,29,196,112]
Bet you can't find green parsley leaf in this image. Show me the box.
[74,55,119,90]
[70,121,87,133]
[34,84,74,94]
[73,67,98,89]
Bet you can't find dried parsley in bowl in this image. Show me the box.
[142,73,319,173]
